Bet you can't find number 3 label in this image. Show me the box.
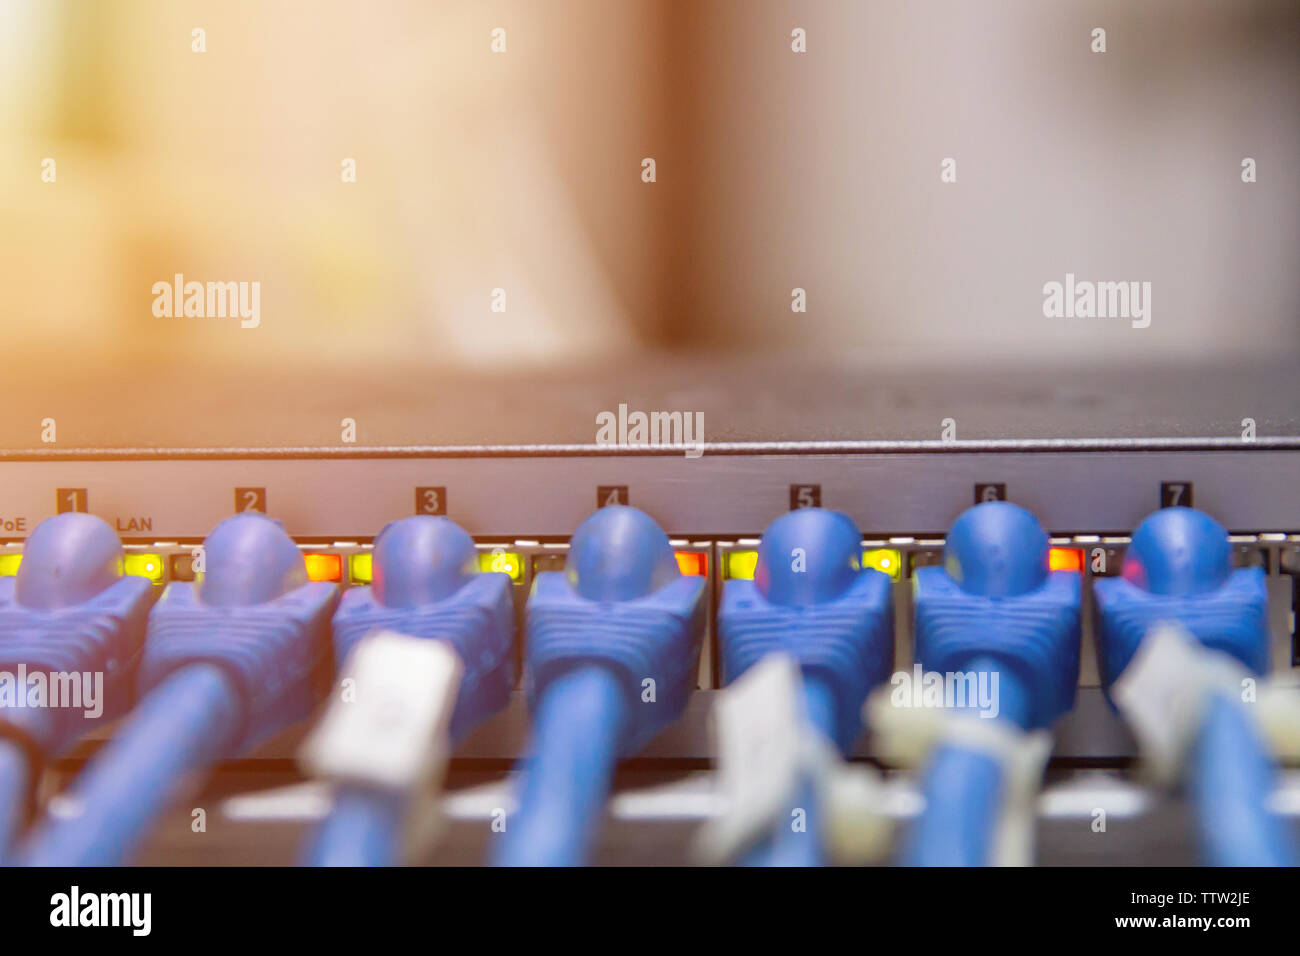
[415,487,447,515]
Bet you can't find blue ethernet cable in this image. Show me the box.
[1093,506,1295,867]
[903,501,1081,866]
[0,513,153,865]
[717,508,893,866]
[0,741,27,867]
[22,512,337,867]
[493,505,707,867]
[303,515,516,867]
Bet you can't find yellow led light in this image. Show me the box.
[862,548,903,581]
[349,552,373,584]
[725,550,759,580]
[0,554,21,576]
[479,551,523,582]
[124,552,165,584]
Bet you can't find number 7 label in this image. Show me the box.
[1160,482,1193,508]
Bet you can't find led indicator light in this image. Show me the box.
[123,552,165,584]
[531,553,567,575]
[1049,547,1084,573]
[674,551,707,577]
[304,553,343,582]
[479,551,523,582]
[168,553,197,582]
[724,550,759,580]
[0,554,21,576]
[862,548,903,581]
[349,552,373,584]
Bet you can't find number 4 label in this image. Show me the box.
[1160,482,1193,508]
[598,486,629,508]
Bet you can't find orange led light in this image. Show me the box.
[1049,547,1084,573]
[304,552,342,582]
[675,551,707,576]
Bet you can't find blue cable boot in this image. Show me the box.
[23,513,337,866]
[717,508,893,865]
[303,516,515,866]
[1093,506,1294,866]
[903,501,1081,866]
[0,514,153,864]
[493,505,706,866]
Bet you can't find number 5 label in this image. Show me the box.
[789,485,820,510]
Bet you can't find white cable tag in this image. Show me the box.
[695,654,805,863]
[1110,622,1249,785]
[986,726,1051,867]
[807,737,893,865]
[299,629,463,792]
[1255,683,1300,759]
[864,684,1052,866]
[695,654,894,864]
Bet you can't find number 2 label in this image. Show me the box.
[235,488,266,513]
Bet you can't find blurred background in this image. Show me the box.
[0,0,1297,443]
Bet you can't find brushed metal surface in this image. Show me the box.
[1,447,1297,538]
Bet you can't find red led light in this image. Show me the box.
[1049,547,1083,573]
[304,553,342,582]
[674,551,707,576]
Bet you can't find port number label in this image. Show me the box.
[790,485,821,510]
[598,486,629,508]
[1160,482,1193,508]
[235,487,266,514]
[415,487,447,516]
[56,488,88,513]
[975,483,1006,504]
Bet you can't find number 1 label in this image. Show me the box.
[56,488,88,513]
